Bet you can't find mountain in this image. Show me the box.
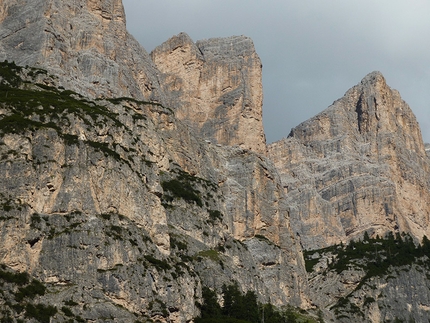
[269,71,430,250]
[0,0,164,101]
[151,32,267,154]
[1,0,430,322]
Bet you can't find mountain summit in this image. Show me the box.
[0,0,163,101]
[269,71,430,250]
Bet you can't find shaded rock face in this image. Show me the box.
[0,0,164,101]
[269,72,430,250]
[151,33,267,154]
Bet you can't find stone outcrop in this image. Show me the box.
[269,71,430,250]
[151,33,267,154]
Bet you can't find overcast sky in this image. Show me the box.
[122,0,430,144]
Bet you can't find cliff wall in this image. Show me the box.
[0,0,164,101]
[151,33,267,154]
[269,72,430,250]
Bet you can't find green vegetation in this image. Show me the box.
[304,232,430,280]
[61,306,74,317]
[160,167,219,210]
[196,283,318,323]
[329,232,430,284]
[0,60,23,87]
[161,177,203,207]
[170,235,188,252]
[197,249,220,262]
[144,255,172,271]
[106,96,163,108]
[107,224,124,240]
[25,303,57,323]
[14,279,46,302]
[0,60,136,168]
[208,209,223,223]
[0,263,56,323]
[0,265,30,285]
[148,298,169,317]
[304,232,430,320]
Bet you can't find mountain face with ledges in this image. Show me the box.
[2,0,430,322]
[0,0,164,101]
[269,71,430,250]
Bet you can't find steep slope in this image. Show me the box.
[0,1,308,321]
[304,234,430,323]
[0,61,307,322]
[0,0,164,101]
[151,33,267,154]
[269,71,430,250]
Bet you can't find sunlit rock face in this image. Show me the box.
[3,0,430,321]
[269,71,430,250]
[151,32,267,155]
[0,0,164,101]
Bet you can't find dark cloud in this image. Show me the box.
[123,0,430,143]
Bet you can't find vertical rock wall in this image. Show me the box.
[0,0,164,101]
[151,33,267,154]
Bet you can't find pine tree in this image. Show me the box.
[199,286,222,319]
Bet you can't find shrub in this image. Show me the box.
[161,179,203,207]
[25,303,57,323]
[14,279,46,301]
[144,255,172,271]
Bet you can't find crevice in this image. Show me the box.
[355,94,368,134]
[27,237,41,248]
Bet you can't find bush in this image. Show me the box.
[0,269,29,285]
[144,255,172,271]
[25,303,57,323]
[161,179,203,207]
[15,279,46,301]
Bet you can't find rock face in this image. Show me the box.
[0,0,164,101]
[3,0,430,322]
[151,33,267,154]
[269,72,430,250]
[0,63,307,321]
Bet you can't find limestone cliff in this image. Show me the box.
[269,71,430,250]
[3,0,430,322]
[0,0,164,101]
[0,62,306,321]
[151,33,267,154]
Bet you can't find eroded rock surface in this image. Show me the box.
[0,61,308,321]
[0,0,164,101]
[269,72,430,250]
[151,33,267,154]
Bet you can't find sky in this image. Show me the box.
[122,0,430,144]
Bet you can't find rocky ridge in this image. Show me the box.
[0,0,164,101]
[0,57,306,322]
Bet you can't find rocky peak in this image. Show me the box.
[151,33,267,155]
[196,35,258,60]
[270,71,430,250]
[0,0,164,101]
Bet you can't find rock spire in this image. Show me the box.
[0,0,164,101]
